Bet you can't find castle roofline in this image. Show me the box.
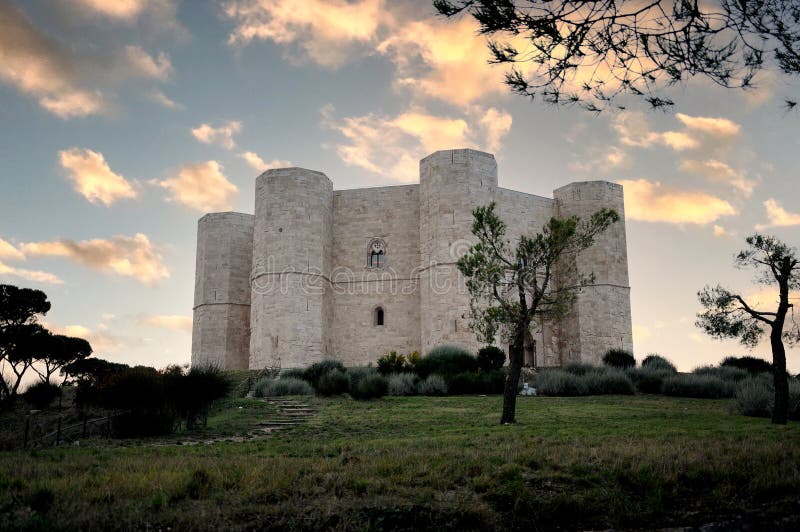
[256,167,332,184]
[553,180,623,193]
[420,148,495,162]
[198,211,254,222]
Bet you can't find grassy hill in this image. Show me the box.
[1,395,799,530]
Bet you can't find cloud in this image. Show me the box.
[155,161,238,212]
[713,225,733,238]
[0,238,24,261]
[191,121,242,150]
[323,105,511,183]
[21,234,169,285]
[73,0,148,20]
[124,45,172,80]
[71,0,185,36]
[148,90,183,110]
[0,3,174,118]
[223,0,384,68]
[679,159,756,196]
[58,148,138,206]
[755,199,800,229]
[619,179,737,224]
[377,15,509,106]
[613,111,697,151]
[138,314,192,332]
[569,146,629,173]
[0,261,63,285]
[239,152,291,173]
[48,323,121,353]
[675,113,741,137]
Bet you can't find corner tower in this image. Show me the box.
[250,168,333,369]
[553,181,633,364]
[419,149,498,354]
[191,212,254,369]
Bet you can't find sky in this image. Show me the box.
[1,0,799,373]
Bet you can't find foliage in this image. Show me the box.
[734,377,774,418]
[692,365,748,382]
[253,377,313,397]
[406,350,422,368]
[535,370,587,396]
[602,349,636,369]
[583,369,635,395]
[24,381,61,410]
[661,374,735,399]
[641,354,677,373]
[303,360,346,388]
[279,368,306,381]
[350,374,388,400]
[627,368,671,394]
[477,345,506,372]
[721,356,773,375]
[167,365,232,429]
[377,351,414,375]
[387,373,418,396]
[417,374,448,396]
[347,366,379,390]
[415,345,477,379]
[447,370,507,395]
[697,234,799,423]
[456,202,618,423]
[316,370,350,396]
[434,0,800,112]
[537,367,634,396]
[563,362,595,376]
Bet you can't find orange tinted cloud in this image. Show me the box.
[239,152,291,173]
[155,161,238,212]
[138,314,192,332]
[676,113,741,137]
[58,148,138,206]
[755,199,800,229]
[619,179,737,224]
[191,121,242,150]
[0,261,63,285]
[74,0,147,19]
[22,234,169,285]
[679,159,756,196]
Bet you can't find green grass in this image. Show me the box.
[1,395,800,530]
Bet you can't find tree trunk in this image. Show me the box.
[501,337,524,424]
[770,328,789,425]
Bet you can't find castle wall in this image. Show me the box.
[553,181,633,364]
[191,212,253,370]
[250,168,333,369]
[330,185,421,365]
[419,149,498,355]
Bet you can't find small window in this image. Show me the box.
[374,306,384,326]
[367,238,386,268]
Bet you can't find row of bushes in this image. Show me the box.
[734,375,800,419]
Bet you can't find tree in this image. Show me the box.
[0,284,51,398]
[457,202,619,423]
[433,0,800,111]
[32,333,93,383]
[696,234,799,424]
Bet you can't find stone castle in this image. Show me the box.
[191,148,633,370]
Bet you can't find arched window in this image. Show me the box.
[367,238,386,268]
[374,306,384,326]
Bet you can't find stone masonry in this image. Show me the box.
[191,148,633,369]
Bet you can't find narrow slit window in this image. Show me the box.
[374,307,384,326]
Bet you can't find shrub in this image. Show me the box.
[448,372,481,395]
[641,354,677,373]
[627,368,671,394]
[692,365,748,382]
[253,377,313,397]
[279,368,306,381]
[316,369,349,396]
[347,367,378,390]
[406,350,422,369]
[351,374,388,400]
[536,370,587,396]
[165,365,231,429]
[303,360,346,388]
[24,381,61,410]
[721,356,773,375]
[583,369,635,395]
[418,374,448,395]
[563,363,596,376]
[734,377,773,417]
[661,374,735,399]
[602,349,636,369]
[377,351,408,375]
[415,345,477,379]
[789,379,800,421]
[477,346,506,372]
[387,373,418,396]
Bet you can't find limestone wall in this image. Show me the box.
[419,149,498,355]
[191,212,253,370]
[250,168,333,369]
[330,185,421,365]
[553,181,633,364]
